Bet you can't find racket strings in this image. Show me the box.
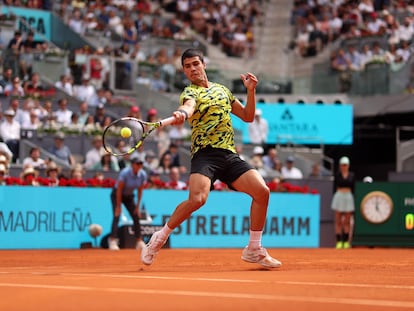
[103,118,145,156]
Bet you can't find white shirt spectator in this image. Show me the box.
[54,108,73,126]
[281,156,303,179]
[0,114,21,141]
[21,111,42,129]
[83,136,106,169]
[68,10,85,34]
[55,75,74,96]
[169,123,190,142]
[398,18,414,42]
[248,109,268,145]
[74,77,98,106]
[22,156,45,169]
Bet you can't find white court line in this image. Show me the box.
[64,273,414,291]
[0,282,413,309]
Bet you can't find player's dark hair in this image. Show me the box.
[181,48,204,66]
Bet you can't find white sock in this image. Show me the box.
[248,230,262,249]
[159,223,173,239]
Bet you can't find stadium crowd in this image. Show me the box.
[1,0,385,191]
[290,0,414,58]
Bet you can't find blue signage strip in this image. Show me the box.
[0,187,320,249]
[1,6,51,41]
[232,103,353,145]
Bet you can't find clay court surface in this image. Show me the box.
[0,248,413,311]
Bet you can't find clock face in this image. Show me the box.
[360,191,393,224]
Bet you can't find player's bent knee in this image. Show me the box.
[187,194,208,211]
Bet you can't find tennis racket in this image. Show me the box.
[102,116,176,156]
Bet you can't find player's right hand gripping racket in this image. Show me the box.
[102,116,176,156]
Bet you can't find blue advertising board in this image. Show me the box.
[232,103,353,145]
[0,187,320,249]
[1,6,51,41]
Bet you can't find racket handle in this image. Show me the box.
[159,116,177,127]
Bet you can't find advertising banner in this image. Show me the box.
[0,187,320,249]
[232,103,353,145]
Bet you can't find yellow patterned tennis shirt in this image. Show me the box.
[179,82,237,156]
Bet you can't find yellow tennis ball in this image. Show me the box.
[120,127,132,138]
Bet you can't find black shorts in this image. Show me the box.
[191,146,253,188]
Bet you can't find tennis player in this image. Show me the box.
[141,48,281,268]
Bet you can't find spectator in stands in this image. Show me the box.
[281,156,303,179]
[108,9,124,37]
[146,108,158,122]
[123,19,138,45]
[89,55,105,90]
[345,45,363,71]
[92,151,120,172]
[142,149,159,174]
[21,108,42,130]
[359,44,373,69]
[370,41,386,63]
[165,166,187,190]
[158,152,173,174]
[343,24,362,39]
[55,74,74,96]
[366,12,387,35]
[8,98,23,122]
[163,16,182,38]
[308,162,323,178]
[358,0,375,18]
[262,147,279,171]
[40,100,56,127]
[151,125,170,157]
[168,122,190,145]
[54,98,73,126]
[4,76,25,97]
[396,40,412,63]
[45,161,61,186]
[0,68,14,92]
[248,109,268,145]
[84,12,99,34]
[18,31,42,80]
[74,75,98,106]
[70,164,86,184]
[397,17,414,43]
[84,135,106,170]
[93,104,109,128]
[68,9,85,35]
[249,146,268,178]
[160,142,186,173]
[21,165,40,186]
[293,23,311,57]
[127,105,141,119]
[77,101,90,126]
[16,98,32,126]
[26,72,47,93]
[130,42,147,63]
[7,31,23,59]
[330,48,352,92]
[48,132,75,166]
[22,147,46,169]
[155,47,175,84]
[0,108,20,163]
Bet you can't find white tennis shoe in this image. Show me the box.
[108,237,120,251]
[241,246,282,268]
[141,231,166,265]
